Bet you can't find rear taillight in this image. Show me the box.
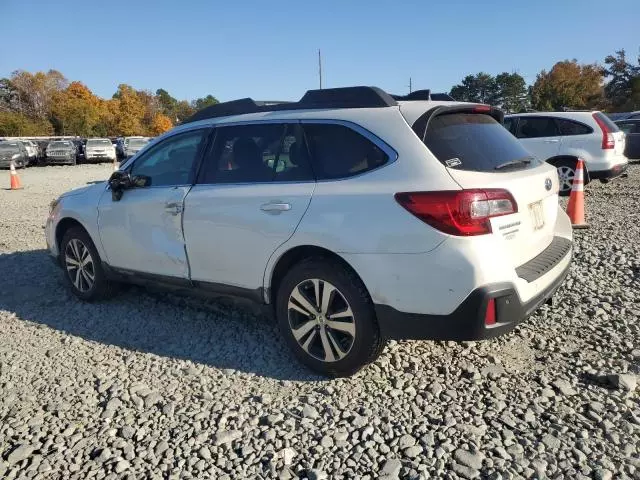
[394,189,518,236]
[592,112,614,149]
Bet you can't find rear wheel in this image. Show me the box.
[276,257,386,377]
[555,158,578,196]
[61,227,117,301]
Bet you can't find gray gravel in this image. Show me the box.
[1,163,639,479]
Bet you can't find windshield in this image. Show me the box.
[420,112,540,172]
[0,143,20,152]
[49,141,72,149]
[86,139,112,147]
[128,138,149,148]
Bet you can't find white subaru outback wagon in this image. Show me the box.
[46,86,573,376]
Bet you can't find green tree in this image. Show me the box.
[603,49,640,111]
[174,100,196,123]
[0,111,53,136]
[531,60,604,111]
[494,72,529,113]
[191,94,219,111]
[450,73,498,104]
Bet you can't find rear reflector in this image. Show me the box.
[394,189,518,236]
[592,112,615,149]
[485,298,497,326]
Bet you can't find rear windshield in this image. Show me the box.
[421,113,538,172]
[86,139,112,147]
[128,138,149,147]
[593,112,620,132]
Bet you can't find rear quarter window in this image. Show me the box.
[422,113,538,172]
[556,119,593,135]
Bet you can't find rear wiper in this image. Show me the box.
[494,156,533,170]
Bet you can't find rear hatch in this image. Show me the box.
[407,105,559,268]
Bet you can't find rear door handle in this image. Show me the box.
[544,139,560,143]
[260,202,291,213]
[164,202,183,215]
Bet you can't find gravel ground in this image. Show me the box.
[0,163,639,480]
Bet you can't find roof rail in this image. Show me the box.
[182,86,456,124]
[183,86,398,124]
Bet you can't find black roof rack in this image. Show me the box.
[391,90,455,102]
[183,86,452,124]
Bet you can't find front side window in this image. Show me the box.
[555,119,592,136]
[130,129,206,187]
[199,123,314,184]
[303,123,389,180]
[515,117,559,138]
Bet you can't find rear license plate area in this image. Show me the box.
[529,201,545,230]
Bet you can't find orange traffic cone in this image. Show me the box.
[566,158,588,229]
[9,161,23,190]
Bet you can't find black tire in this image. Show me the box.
[60,227,117,301]
[276,256,386,377]
[553,158,590,197]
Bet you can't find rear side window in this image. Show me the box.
[303,123,389,180]
[422,113,537,172]
[616,122,638,134]
[556,119,592,136]
[503,117,516,134]
[515,117,559,138]
[199,123,314,184]
[593,112,620,132]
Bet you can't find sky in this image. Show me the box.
[1,0,639,103]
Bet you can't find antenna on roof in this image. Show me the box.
[318,49,323,89]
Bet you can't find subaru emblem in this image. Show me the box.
[545,178,552,191]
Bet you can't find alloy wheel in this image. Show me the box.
[287,279,356,362]
[65,238,95,292]
[557,166,575,193]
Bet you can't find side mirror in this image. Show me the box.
[108,171,151,201]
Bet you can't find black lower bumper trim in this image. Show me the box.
[375,258,571,341]
[589,163,628,180]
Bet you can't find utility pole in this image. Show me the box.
[408,77,412,93]
[318,49,323,89]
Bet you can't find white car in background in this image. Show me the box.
[504,112,628,195]
[84,138,117,163]
[45,86,573,376]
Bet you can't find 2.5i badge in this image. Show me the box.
[445,157,462,168]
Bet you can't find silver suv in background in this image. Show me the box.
[45,140,78,165]
[123,137,150,159]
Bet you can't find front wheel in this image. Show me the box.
[276,257,386,377]
[60,227,117,301]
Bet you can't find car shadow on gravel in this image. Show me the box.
[0,249,322,382]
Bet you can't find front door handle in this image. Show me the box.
[164,202,183,215]
[544,139,560,143]
[260,202,291,213]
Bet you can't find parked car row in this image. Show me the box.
[0,136,152,168]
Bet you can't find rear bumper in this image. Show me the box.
[375,252,572,341]
[589,162,628,180]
